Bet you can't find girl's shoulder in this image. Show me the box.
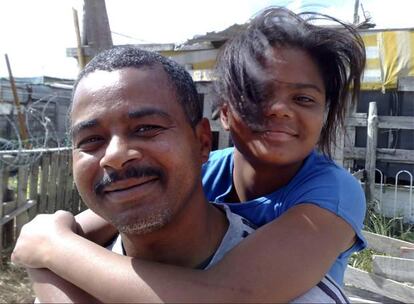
[299,151,358,184]
[207,147,234,162]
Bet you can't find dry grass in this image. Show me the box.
[0,250,35,303]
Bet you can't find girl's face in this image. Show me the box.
[221,47,326,170]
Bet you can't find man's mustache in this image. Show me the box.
[94,166,164,195]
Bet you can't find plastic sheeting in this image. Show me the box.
[361,29,414,91]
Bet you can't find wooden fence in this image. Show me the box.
[0,148,84,260]
[337,101,414,205]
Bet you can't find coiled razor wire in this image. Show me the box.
[0,94,69,169]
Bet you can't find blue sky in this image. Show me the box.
[0,0,413,79]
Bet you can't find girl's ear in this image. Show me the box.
[220,104,230,131]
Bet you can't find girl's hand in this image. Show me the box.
[11,210,77,268]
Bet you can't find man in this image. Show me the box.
[13,46,349,303]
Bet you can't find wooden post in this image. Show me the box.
[344,100,357,170]
[56,153,67,210]
[333,127,345,167]
[4,54,30,146]
[1,167,14,249]
[28,159,40,219]
[39,153,50,213]
[47,152,59,213]
[15,166,29,238]
[365,101,378,205]
[72,8,85,70]
[64,155,74,211]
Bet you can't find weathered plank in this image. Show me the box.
[2,201,17,216]
[56,153,68,210]
[344,265,414,303]
[343,125,356,171]
[2,200,16,248]
[39,153,50,213]
[72,187,81,214]
[28,160,40,219]
[47,152,59,213]
[365,102,378,205]
[346,114,414,129]
[400,247,414,259]
[363,230,414,257]
[344,147,414,164]
[64,155,74,211]
[373,255,414,283]
[0,200,36,226]
[332,127,345,166]
[15,166,29,237]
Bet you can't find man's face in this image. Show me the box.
[221,47,326,171]
[71,66,210,234]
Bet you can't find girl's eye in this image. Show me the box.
[295,96,316,104]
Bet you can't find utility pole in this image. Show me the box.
[68,0,113,67]
[353,0,360,25]
[82,0,113,55]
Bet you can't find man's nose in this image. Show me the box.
[99,136,142,170]
[264,98,294,118]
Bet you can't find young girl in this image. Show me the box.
[13,7,366,302]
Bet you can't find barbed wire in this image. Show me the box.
[0,93,68,168]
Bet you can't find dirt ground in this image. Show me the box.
[0,251,35,303]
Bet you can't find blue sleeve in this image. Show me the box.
[285,166,367,253]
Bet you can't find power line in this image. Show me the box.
[111,31,150,43]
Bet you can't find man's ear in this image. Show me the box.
[220,104,230,131]
[195,118,212,163]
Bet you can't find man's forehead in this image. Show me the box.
[76,69,123,93]
[70,66,180,131]
[72,66,172,111]
[75,65,169,95]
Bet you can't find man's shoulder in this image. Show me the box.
[204,204,256,269]
[106,234,123,255]
[292,275,350,303]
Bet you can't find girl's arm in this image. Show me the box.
[13,204,355,303]
[27,268,101,303]
[74,208,117,245]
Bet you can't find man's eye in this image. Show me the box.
[134,125,164,136]
[76,136,103,149]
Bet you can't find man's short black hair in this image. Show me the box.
[214,7,366,157]
[71,46,202,128]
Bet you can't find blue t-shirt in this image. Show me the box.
[202,147,367,285]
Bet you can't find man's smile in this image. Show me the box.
[103,176,159,193]
[101,176,160,204]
